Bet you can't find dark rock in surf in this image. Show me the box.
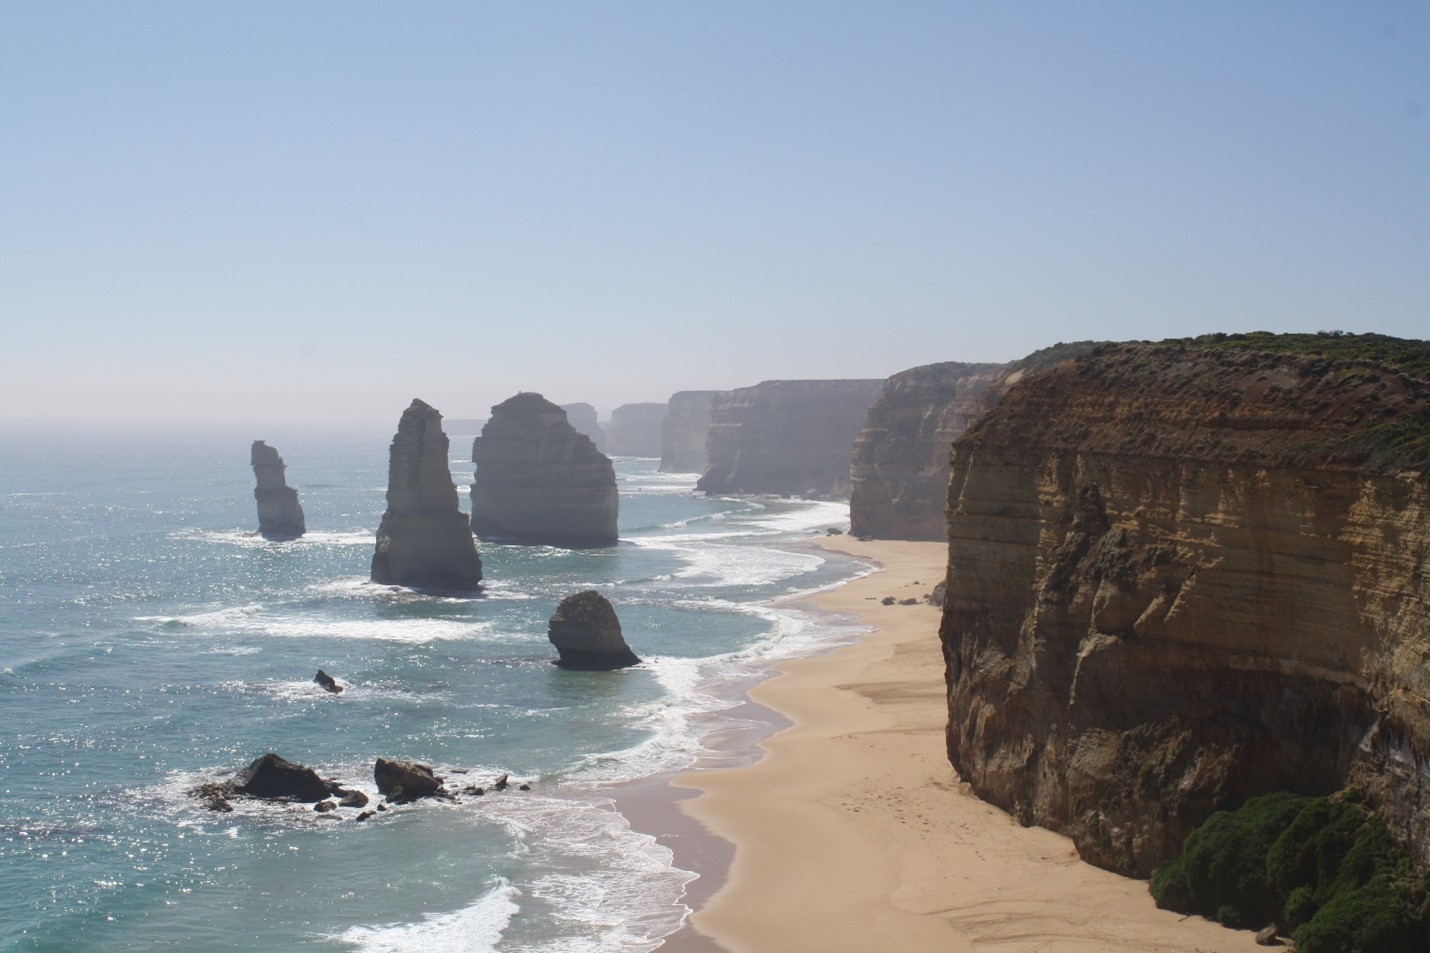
[313,669,343,694]
[251,441,306,540]
[186,753,341,807]
[374,757,444,803]
[547,590,641,670]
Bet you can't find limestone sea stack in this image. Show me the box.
[659,390,719,473]
[605,402,668,457]
[370,399,483,591]
[938,334,1430,875]
[251,441,305,540]
[847,362,1006,540]
[547,590,640,670]
[560,402,607,453]
[471,393,619,546]
[696,379,885,499]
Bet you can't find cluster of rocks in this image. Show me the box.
[189,753,530,822]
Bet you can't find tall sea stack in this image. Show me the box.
[370,399,483,591]
[250,441,306,540]
[560,402,607,453]
[938,334,1430,875]
[605,402,668,457]
[471,393,619,546]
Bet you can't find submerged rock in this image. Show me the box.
[547,590,641,670]
[251,441,306,540]
[471,393,618,546]
[370,399,483,591]
[313,669,342,694]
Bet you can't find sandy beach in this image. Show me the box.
[664,536,1257,953]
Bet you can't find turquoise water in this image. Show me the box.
[0,426,863,952]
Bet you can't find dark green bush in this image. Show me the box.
[1150,791,1429,949]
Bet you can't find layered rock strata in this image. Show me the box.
[471,393,618,546]
[370,399,483,590]
[560,402,606,453]
[939,340,1430,876]
[547,590,640,670]
[605,402,669,457]
[697,379,885,499]
[848,362,1005,539]
[250,440,305,540]
[659,390,720,473]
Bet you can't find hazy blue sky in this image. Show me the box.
[3,1,1427,427]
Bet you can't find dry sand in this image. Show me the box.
[667,536,1257,953]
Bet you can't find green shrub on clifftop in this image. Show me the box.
[1151,791,1429,951]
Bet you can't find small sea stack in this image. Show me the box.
[370,399,483,591]
[250,441,305,540]
[470,392,619,546]
[547,590,641,670]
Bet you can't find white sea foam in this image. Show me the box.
[636,539,824,588]
[334,880,520,953]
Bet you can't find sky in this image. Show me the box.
[2,1,1427,428]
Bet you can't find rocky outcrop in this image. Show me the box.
[548,590,641,670]
[374,757,444,802]
[189,753,343,810]
[696,379,885,499]
[848,362,1005,539]
[606,402,668,457]
[560,402,606,453]
[370,399,483,591]
[659,390,720,473]
[251,441,305,540]
[471,393,619,546]
[938,338,1430,876]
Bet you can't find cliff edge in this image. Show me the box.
[938,336,1430,876]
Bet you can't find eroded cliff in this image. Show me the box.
[251,440,306,540]
[848,362,1005,540]
[659,390,720,474]
[697,379,884,499]
[606,402,668,457]
[938,338,1430,876]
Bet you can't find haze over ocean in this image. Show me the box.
[2,2,1427,427]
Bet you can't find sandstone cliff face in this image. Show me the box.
[939,342,1430,876]
[371,399,483,590]
[659,390,719,474]
[560,402,606,453]
[848,362,1005,540]
[471,393,618,546]
[250,440,306,540]
[696,379,884,499]
[605,402,668,457]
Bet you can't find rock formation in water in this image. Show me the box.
[848,362,1006,540]
[938,334,1430,876]
[370,399,483,591]
[696,379,885,499]
[605,402,668,457]
[547,590,641,670]
[560,402,607,453]
[374,757,445,803]
[659,391,720,473]
[251,441,306,540]
[470,393,619,546]
[189,753,346,810]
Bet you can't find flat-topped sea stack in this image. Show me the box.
[370,399,483,591]
[696,379,885,499]
[560,402,606,453]
[250,440,306,540]
[547,590,640,670]
[659,390,719,473]
[848,362,1005,540]
[471,393,618,546]
[938,333,1430,876]
[605,402,668,457]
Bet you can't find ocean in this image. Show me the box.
[0,425,867,952]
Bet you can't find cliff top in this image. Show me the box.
[963,336,1430,475]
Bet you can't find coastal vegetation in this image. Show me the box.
[1150,791,1430,952]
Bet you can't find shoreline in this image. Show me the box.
[642,535,1257,952]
